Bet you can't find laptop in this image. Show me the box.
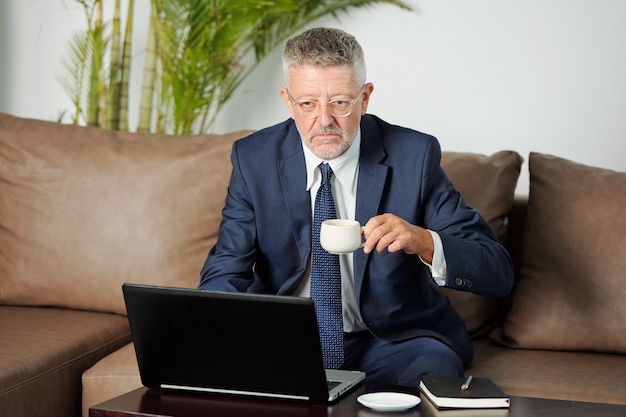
[122,283,365,403]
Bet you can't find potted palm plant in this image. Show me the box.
[60,0,411,134]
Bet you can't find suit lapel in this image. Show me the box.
[277,124,312,280]
[354,116,389,297]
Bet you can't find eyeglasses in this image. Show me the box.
[287,86,365,119]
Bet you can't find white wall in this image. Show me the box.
[2,0,625,195]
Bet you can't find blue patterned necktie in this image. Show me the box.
[310,162,343,369]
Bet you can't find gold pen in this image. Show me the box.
[460,375,473,391]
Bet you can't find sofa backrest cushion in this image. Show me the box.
[492,152,626,353]
[0,111,523,324]
[440,150,523,336]
[0,112,252,315]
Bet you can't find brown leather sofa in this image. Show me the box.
[1,112,624,417]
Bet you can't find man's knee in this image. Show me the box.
[343,334,464,387]
[397,338,464,386]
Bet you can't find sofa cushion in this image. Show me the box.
[81,343,141,417]
[468,339,626,405]
[441,151,523,243]
[493,153,626,352]
[0,306,130,417]
[440,150,523,336]
[0,113,252,315]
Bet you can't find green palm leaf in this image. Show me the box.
[60,0,412,133]
[59,31,90,125]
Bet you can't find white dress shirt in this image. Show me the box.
[294,128,448,332]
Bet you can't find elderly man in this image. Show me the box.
[199,27,514,387]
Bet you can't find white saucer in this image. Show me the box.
[357,392,421,412]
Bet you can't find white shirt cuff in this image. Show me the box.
[422,230,447,286]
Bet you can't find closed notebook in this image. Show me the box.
[419,396,510,417]
[419,376,510,409]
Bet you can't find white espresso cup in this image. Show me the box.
[320,219,364,254]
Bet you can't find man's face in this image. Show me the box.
[280,65,373,160]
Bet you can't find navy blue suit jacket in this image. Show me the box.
[199,115,514,366]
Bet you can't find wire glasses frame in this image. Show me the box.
[287,86,365,119]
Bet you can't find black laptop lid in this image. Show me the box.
[122,284,330,402]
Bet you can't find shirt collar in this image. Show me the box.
[303,127,361,191]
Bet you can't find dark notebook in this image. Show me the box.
[419,376,510,409]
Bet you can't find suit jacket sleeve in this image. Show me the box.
[420,139,514,297]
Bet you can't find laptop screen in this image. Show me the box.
[123,284,336,402]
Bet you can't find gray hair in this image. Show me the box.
[282,27,367,88]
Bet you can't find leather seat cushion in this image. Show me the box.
[0,306,130,417]
[81,343,141,416]
[469,338,626,405]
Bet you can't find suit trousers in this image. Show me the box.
[342,331,464,387]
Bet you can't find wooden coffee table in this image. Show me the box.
[89,385,626,417]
